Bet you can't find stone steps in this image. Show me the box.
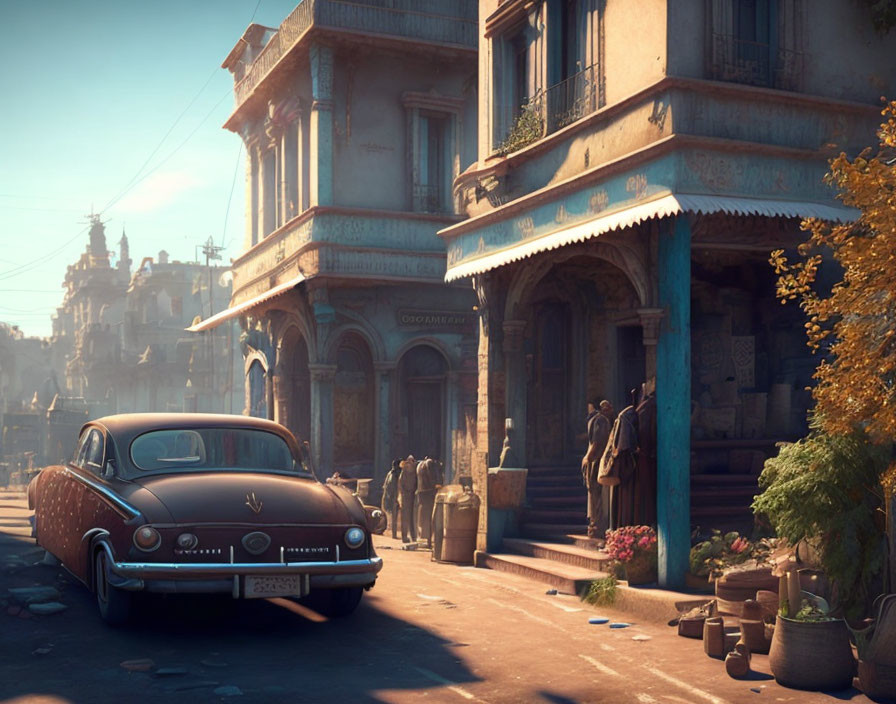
[516,522,586,539]
[502,537,611,571]
[475,551,607,596]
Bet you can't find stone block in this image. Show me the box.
[487,467,528,509]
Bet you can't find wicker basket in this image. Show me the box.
[769,616,856,691]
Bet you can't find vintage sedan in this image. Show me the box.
[28,413,383,624]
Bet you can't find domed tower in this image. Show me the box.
[87,213,108,263]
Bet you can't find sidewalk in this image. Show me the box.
[372,532,711,626]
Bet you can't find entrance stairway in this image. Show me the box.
[477,465,611,594]
[477,465,761,594]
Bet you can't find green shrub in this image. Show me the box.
[752,416,890,618]
[581,575,617,606]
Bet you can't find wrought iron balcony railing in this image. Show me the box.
[412,184,445,214]
[709,33,804,92]
[499,63,601,154]
[234,0,477,106]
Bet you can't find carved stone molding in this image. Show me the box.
[637,307,665,347]
[308,364,336,382]
[502,320,527,353]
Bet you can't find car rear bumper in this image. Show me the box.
[101,544,382,594]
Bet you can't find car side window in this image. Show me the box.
[73,431,92,467]
[84,430,105,475]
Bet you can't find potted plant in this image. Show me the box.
[752,417,889,621]
[767,568,856,691]
[605,525,657,585]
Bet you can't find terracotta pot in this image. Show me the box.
[768,616,855,691]
[624,555,657,585]
[684,571,715,594]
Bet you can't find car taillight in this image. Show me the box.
[133,525,161,552]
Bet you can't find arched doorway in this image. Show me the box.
[332,333,374,471]
[398,345,448,461]
[520,255,641,466]
[280,327,310,444]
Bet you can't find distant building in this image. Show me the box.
[439,0,896,585]
[49,216,243,417]
[193,1,480,489]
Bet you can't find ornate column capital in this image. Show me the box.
[502,319,527,352]
[308,364,336,382]
[637,307,665,347]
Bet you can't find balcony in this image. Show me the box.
[234,0,477,106]
[709,33,804,92]
[412,184,445,214]
[499,64,601,155]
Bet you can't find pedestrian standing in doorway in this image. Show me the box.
[381,458,401,539]
[416,457,438,548]
[581,399,614,539]
[398,454,418,543]
[599,388,639,528]
[634,378,657,526]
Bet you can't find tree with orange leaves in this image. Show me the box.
[771,100,896,445]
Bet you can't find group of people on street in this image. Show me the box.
[381,455,444,546]
[580,378,657,540]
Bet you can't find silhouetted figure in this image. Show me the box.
[600,388,639,528]
[581,399,614,538]
[398,455,417,543]
[381,459,401,539]
[634,379,657,526]
[416,457,438,548]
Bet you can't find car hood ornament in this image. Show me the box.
[245,492,263,514]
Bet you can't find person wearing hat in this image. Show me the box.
[398,454,418,543]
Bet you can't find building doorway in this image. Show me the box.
[398,345,447,461]
[527,300,570,466]
[333,333,374,472]
[280,327,310,444]
[617,325,646,407]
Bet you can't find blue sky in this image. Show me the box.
[0,0,297,337]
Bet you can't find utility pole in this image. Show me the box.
[201,237,224,411]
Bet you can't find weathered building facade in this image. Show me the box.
[440,0,896,585]
[51,217,243,420]
[195,1,480,488]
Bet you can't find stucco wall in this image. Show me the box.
[330,49,477,213]
[602,0,668,105]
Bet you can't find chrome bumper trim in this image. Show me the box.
[108,555,383,579]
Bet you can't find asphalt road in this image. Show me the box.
[0,489,873,704]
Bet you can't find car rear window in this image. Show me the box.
[130,428,301,474]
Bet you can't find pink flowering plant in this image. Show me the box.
[604,525,657,565]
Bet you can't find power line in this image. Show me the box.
[221,142,243,250]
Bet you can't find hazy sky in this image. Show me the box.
[0,0,298,337]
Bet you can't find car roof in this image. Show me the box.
[82,413,303,477]
[86,413,297,449]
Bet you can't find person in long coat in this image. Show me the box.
[581,400,614,538]
[381,459,401,539]
[398,454,418,543]
[415,457,439,548]
[599,388,639,528]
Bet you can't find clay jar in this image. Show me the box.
[768,616,856,691]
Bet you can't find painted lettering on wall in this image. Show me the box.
[398,309,473,328]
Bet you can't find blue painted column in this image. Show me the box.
[373,362,395,489]
[309,43,333,207]
[656,215,691,589]
[309,364,336,476]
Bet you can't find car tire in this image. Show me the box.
[94,549,132,626]
[307,587,363,618]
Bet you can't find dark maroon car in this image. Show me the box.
[28,413,383,625]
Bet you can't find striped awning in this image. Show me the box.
[186,273,305,332]
[444,194,859,282]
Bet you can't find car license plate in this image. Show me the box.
[243,575,305,599]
